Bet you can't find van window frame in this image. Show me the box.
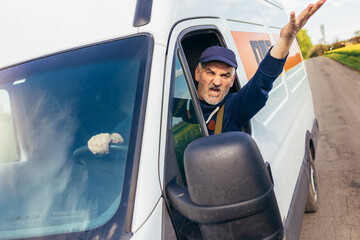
[164,26,233,187]
[162,42,205,240]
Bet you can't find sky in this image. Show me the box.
[281,0,360,44]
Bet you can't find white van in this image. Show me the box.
[0,0,319,239]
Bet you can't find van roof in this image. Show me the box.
[0,0,285,68]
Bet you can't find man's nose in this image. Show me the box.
[213,75,222,86]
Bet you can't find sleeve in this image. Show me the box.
[230,48,287,128]
[172,98,198,124]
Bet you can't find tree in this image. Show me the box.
[330,36,344,51]
[355,30,360,37]
[297,29,313,59]
[332,36,340,44]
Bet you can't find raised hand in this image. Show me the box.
[271,0,326,59]
[281,0,326,41]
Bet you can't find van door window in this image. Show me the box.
[171,55,202,184]
[0,89,18,163]
[162,53,204,240]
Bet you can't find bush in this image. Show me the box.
[307,44,330,58]
[329,42,345,51]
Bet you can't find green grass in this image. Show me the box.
[324,44,360,71]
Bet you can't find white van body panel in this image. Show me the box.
[0,0,138,68]
[131,199,163,240]
[131,44,166,232]
[139,0,221,46]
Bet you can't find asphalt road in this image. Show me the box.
[299,57,360,239]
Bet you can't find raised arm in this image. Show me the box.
[271,0,326,59]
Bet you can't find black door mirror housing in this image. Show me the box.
[166,132,283,240]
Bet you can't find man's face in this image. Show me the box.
[195,61,236,105]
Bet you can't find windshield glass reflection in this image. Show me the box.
[0,36,150,239]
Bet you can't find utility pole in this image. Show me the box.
[320,24,326,44]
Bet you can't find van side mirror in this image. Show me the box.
[166,132,283,240]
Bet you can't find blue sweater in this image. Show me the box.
[201,50,287,135]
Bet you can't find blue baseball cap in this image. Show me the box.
[199,46,238,69]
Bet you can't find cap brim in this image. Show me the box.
[200,56,237,68]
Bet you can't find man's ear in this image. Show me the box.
[195,66,200,82]
[230,74,236,87]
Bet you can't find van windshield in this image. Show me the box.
[0,35,151,239]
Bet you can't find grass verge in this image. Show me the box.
[324,44,360,71]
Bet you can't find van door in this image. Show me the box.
[162,27,218,240]
[159,20,247,239]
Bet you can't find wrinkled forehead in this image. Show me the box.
[201,61,235,73]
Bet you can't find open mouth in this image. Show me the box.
[209,88,220,96]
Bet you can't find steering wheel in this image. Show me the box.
[73,143,128,165]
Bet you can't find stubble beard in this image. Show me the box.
[199,84,229,105]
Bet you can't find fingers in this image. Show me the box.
[290,11,296,23]
[312,0,326,14]
[87,136,96,154]
[304,0,326,19]
[100,133,111,153]
[289,11,296,30]
[111,133,124,144]
[87,133,111,154]
[282,11,298,40]
[291,0,326,32]
[296,4,314,27]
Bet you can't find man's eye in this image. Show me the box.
[206,70,215,76]
[222,74,231,79]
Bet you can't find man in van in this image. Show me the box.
[87,0,326,154]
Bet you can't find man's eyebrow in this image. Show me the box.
[205,67,231,75]
[205,68,215,73]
